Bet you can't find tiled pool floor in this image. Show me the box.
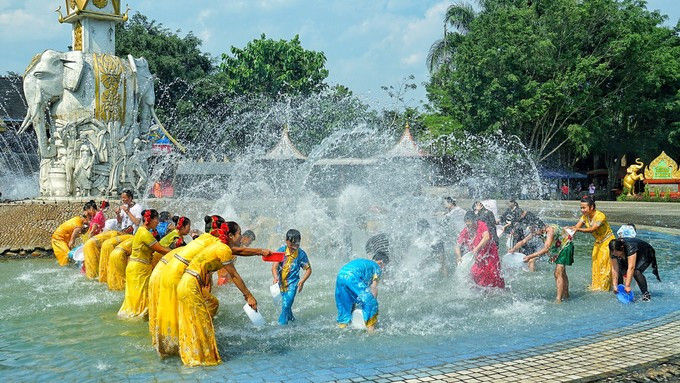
[335,311,680,383]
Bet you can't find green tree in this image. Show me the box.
[216,34,329,98]
[115,13,214,94]
[426,0,680,185]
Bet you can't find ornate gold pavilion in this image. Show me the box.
[643,151,680,197]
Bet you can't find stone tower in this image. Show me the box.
[57,0,128,54]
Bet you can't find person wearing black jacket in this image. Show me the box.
[609,237,660,301]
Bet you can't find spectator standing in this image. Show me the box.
[560,183,569,200]
[588,182,596,196]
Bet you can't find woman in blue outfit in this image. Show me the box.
[272,229,312,325]
[335,252,389,331]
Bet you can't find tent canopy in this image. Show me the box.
[539,167,587,179]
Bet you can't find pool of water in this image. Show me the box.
[0,227,678,382]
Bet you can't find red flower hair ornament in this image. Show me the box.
[143,210,152,224]
[211,222,231,244]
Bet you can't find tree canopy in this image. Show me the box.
[115,13,214,90]
[425,0,680,176]
[216,34,329,98]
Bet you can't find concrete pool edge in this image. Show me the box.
[334,310,680,383]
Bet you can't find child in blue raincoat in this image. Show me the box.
[335,252,389,331]
[271,229,312,325]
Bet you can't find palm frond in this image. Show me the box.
[445,2,476,33]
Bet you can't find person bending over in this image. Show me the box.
[609,237,660,301]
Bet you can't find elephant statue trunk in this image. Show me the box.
[19,86,56,158]
[623,158,645,196]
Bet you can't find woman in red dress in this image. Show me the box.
[455,211,505,288]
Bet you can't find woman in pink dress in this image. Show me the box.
[455,211,505,288]
[88,200,109,236]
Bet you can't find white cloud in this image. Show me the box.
[401,52,422,66]
[0,8,61,42]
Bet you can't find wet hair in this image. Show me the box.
[242,230,256,241]
[580,195,596,209]
[159,211,171,222]
[471,200,484,211]
[286,229,302,244]
[524,212,545,230]
[141,209,159,224]
[225,221,240,236]
[83,200,97,211]
[99,200,109,210]
[176,216,190,229]
[444,196,456,206]
[121,189,134,199]
[609,238,627,253]
[204,215,225,232]
[372,251,390,265]
[464,210,477,223]
[417,219,430,233]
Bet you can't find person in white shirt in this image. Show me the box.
[116,189,143,234]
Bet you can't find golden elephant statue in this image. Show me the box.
[623,158,645,196]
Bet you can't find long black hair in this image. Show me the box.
[580,195,596,209]
[141,209,159,225]
[204,215,225,232]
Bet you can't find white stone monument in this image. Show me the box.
[19,1,158,197]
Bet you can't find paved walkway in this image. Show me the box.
[340,311,680,383]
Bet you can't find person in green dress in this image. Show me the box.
[512,220,575,303]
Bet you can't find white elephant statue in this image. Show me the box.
[19,49,156,197]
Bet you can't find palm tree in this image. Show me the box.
[426,2,476,73]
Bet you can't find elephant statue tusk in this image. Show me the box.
[151,109,187,154]
[17,120,30,135]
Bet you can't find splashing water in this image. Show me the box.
[3,86,679,381]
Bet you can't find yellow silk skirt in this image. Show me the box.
[148,260,166,351]
[99,235,132,283]
[83,240,100,279]
[177,274,221,366]
[83,232,118,280]
[151,252,165,269]
[155,260,188,357]
[51,237,70,266]
[590,236,614,291]
[118,260,152,319]
[107,248,129,291]
[204,286,219,318]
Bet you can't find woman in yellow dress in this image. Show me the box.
[151,216,192,267]
[118,209,171,319]
[569,195,615,291]
[51,201,97,266]
[148,216,191,348]
[107,237,134,291]
[152,215,269,358]
[98,234,133,284]
[177,221,262,366]
[82,231,120,279]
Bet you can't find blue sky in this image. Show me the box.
[1,0,678,109]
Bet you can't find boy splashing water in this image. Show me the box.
[272,229,312,325]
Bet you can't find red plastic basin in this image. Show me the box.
[262,251,285,262]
